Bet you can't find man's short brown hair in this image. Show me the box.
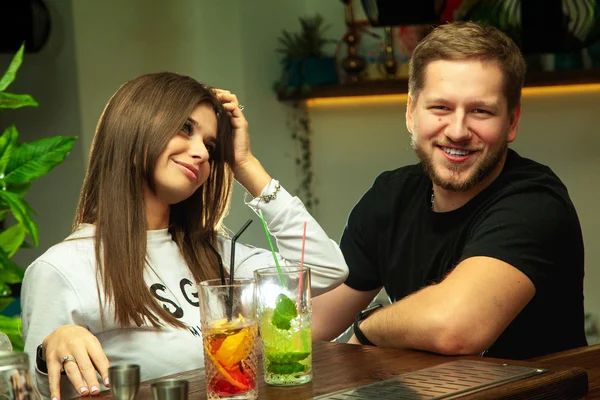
[408,21,526,112]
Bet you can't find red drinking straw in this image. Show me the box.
[297,221,307,313]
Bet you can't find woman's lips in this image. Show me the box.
[173,160,199,181]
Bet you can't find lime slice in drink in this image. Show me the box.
[266,352,310,364]
[266,361,306,375]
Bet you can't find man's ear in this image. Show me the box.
[406,95,414,133]
[507,104,521,143]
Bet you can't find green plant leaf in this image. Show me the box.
[0,125,19,176]
[0,191,37,246]
[0,247,24,285]
[6,182,31,198]
[0,223,25,258]
[0,297,14,312]
[4,136,76,185]
[18,241,33,249]
[0,43,24,92]
[0,92,38,109]
[0,315,24,352]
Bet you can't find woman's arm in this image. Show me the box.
[212,89,348,295]
[219,181,349,296]
[22,259,109,400]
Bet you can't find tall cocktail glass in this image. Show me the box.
[198,279,258,400]
[254,266,312,386]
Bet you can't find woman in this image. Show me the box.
[21,72,348,400]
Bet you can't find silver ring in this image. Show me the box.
[62,356,77,367]
[238,104,245,111]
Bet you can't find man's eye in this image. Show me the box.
[473,109,490,114]
[181,122,193,135]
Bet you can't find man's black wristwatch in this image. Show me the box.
[353,304,383,346]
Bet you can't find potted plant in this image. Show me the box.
[0,44,77,351]
[275,14,339,95]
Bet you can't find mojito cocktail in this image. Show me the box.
[255,267,312,386]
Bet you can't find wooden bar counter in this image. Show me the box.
[97,341,589,399]
[531,343,600,399]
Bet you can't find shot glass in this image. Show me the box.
[151,379,189,400]
[254,266,312,386]
[108,364,140,400]
[198,279,258,400]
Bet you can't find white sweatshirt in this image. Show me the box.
[21,181,348,399]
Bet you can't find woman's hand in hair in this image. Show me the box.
[213,88,271,197]
[42,325,109,399]
[213,89,250,165]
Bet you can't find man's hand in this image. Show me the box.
[312,284,381,341]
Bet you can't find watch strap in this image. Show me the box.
[353,318,375,346]
[353,304,383,346]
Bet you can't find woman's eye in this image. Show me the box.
[181,122,193,135]
[206,144,215,155]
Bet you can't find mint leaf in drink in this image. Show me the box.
[266,361,306,375]
[266,352,310,364]
[271,293,297,330]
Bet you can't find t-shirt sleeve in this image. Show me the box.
[460,190,581,289]
[340,181,384,292]
[21,259,88,400]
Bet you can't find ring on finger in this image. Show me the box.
[62,355,77,368]
[238,104,245,111]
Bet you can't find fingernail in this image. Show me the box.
[104,377,110,386]
[90,386,99,393]
[52,398,58,400]
[80,387,88,394]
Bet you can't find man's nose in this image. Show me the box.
[445,112,472,143]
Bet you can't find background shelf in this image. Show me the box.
[277,68,600,101]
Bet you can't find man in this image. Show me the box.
[313,21,587,360]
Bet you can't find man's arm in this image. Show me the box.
[312,283,381,341]
[357,256,535,355]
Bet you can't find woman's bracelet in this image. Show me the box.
[259,181,281,203]
[244,180,281,205]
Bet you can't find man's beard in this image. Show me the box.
[412,134,508,192]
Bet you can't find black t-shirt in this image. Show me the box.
[341,149,587,359]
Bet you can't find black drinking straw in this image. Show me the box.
[203,237,225,285]
[227,219,253,320]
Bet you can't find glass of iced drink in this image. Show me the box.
[254,266,312,386]
[199,279,258,400]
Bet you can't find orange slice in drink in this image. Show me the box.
[204,342,250,391]
[214,327,253,369]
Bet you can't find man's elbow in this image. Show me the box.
[431,324,493,356]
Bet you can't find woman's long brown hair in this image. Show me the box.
[74,72,235,328]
